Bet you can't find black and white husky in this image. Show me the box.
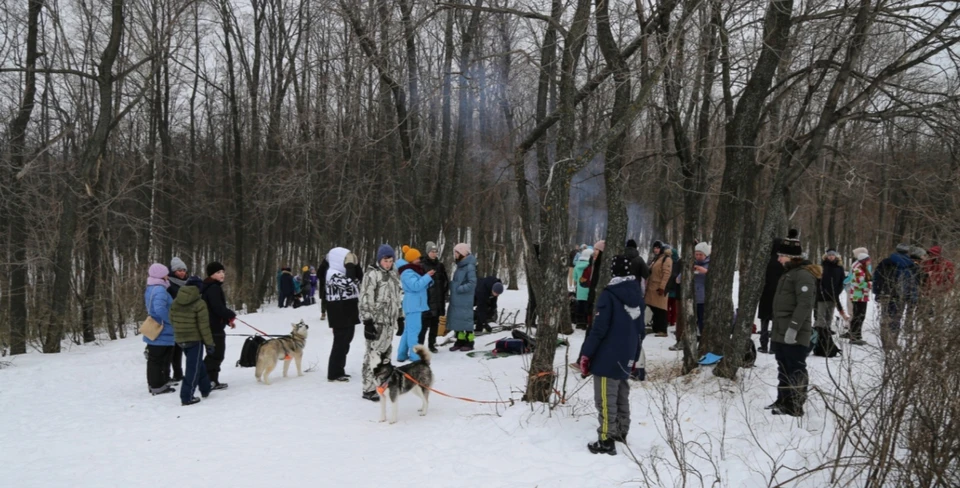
[373,345,434,424]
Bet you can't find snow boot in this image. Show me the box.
[362,391,381,402]
[428,344,439,354]
[757,346,769,354]
[771,405,803,417]
[587,438,617,455]
[181,397,201,406]
[668,343,682,351]
[211,381,229,391]
[449,339,464,352]
[328,376,350,383]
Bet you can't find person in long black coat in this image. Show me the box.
[278,267,295,308]
[419,242,449,352]
[200,262,236,389]
[757,237,785,353]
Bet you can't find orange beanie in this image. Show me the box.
[401,245,421,263]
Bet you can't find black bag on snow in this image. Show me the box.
[813,326,841,357]
[743,338,757,367]
[236,335,267,367]
[511,329,538,351]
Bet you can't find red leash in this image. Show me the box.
[235,318,269,336]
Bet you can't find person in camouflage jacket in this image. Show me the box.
[359,245,403,401]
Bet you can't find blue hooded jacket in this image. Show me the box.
[143,285,175,346]
[399,262,434,314]
[874,251,917,302]
[579,277,645,379]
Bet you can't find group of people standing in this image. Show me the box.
[144,259,236,406]
[277,266,319,308]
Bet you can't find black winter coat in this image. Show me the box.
[758,257,785,321]
[200,279,236,333]
[623,247,651,280]
[422,257,449,316]
[817,259,846,308]
[474,276,502,325]
[279,271,295,296]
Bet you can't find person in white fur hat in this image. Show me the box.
[843,247,871,345]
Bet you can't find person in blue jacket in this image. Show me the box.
[873,243,917,344]
[145,263,176,396]
[398,246,435,362]
[578,255,644,456]
[448,243,478,351]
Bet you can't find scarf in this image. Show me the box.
[147,277,169,289]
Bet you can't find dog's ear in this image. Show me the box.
[381,357,391,365]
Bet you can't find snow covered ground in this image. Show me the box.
[0,288,881,487]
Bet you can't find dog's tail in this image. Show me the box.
[413,345,432,364]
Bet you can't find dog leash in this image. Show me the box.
[235,318,269,336]
[396,372,517,406]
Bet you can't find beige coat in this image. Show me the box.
[645,249,673,310]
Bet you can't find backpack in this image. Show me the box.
[236,335,267,367]
[812,326,841,357]
[511,329,537,350]
[493,338,528,354]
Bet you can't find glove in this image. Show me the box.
[396,316,405,336]
[228,318,236,329]
[205,344,215,356]
[784,323,799,345]
[363,319,377,341]
[578,355,590,377]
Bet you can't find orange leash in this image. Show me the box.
[399,372,517,406]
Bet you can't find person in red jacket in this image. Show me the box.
[922,246,955,294]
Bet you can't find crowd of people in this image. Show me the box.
[141,234,953,458]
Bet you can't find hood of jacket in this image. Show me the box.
[785,259,823,279]
[174,284,203,307]
[888,251,914,269]
[456,253,477,269]
[605,277,643,308]
[821,258,843,271]
[326,247,349,278]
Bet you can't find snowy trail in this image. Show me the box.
[1,289,880,487]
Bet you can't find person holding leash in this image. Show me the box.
[359,245,403,401]
[200,262,236,390]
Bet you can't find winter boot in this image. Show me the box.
[181,397,201,406]
[211,381,229,391]
[460,333,475,352]
[850,339,867,346]
[428,344,439,354]
[587,438,617,455]
[757,345,769,354]
[668,342,682,351]
[151,386,176,396]
[362,391,381,402]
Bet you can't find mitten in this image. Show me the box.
[578,355,590,377]
[363,319,377,341]
[784,322,799,345]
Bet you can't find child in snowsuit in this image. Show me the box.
[578,255,644,455]
[398,246,434,362]
[359,245,403,401]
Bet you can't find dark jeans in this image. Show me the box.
[279,293,293,308]
[651,307,668,334]
[760,319,771,349]
[695,303,705,336]
[850,302,868,340]
[204,333,227,383]
[169,343,183,379]
[419,313,440,346]
[328,326,356,380]
[180,342,211,403]
[773,342,809,414]
[146,345,174,393]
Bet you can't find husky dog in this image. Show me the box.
[255,321,309,385]
[374,345,434,424]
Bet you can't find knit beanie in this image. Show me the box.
[611,255,631,277]
[402,245,421,263]
[825,248,839,258]
[425,241,439,253]
[491,282,504,295]
[626,239,638,249]
[695,242,712,257]
[896,243,911,254]
[594,240,606,253]
[852,247,868,259]
[149,263,170,279]
[170,257,187,272]
[376,244,395,263]
[777,236,803,258]
[454,243,471,256]
[205,261,225,277]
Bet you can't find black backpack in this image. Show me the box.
[813,326,841,357]
[236,335,267,367]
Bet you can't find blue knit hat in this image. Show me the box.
[376,244,395,263]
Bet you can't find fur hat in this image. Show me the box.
[852,247,868,259]
[425,241,439,254]
[454,243,470,257]
[491,282,504,295]
[205,261,225,277]
[402,245,421,263]
[777,236,803,259]
[170,257,187,272]
[376,244,395,263]
[610,255,632,277]
[695,242,711,257]
[857,253,870,262]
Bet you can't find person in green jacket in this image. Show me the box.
[170,278,215,406]
[767,235,822,417]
